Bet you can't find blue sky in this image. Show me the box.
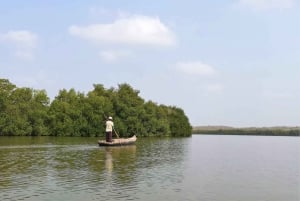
[1,0,299,127]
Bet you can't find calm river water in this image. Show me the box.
[0,135,299,201]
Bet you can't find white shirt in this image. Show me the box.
[105,120,114,132]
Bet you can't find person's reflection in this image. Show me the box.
[104,145,137,175]
[105,147,113,174]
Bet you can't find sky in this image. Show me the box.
[0,0,299,127]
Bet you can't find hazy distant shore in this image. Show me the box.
[192,126,300,136]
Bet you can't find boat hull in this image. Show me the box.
[98,135,137,146]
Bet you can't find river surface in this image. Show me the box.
[0,135,299,201]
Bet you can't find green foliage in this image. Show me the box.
[0,79,192,137]
[166,106,192,137]
[28,90,50,136]
[192,127,300,136]
[0,79,49,136]
[48,89,87,137]
[112,84,145,137]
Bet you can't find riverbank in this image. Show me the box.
[192,126,300,136]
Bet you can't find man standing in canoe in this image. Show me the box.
[105,116,114,142]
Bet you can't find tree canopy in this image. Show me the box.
[0,79,192,137]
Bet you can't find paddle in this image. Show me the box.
[113,127,120,138]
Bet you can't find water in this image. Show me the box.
[0,135,299,201]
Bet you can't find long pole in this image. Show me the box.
[113,127,120,138]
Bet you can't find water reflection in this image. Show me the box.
[0,137,190,201]
[103,145,137,174]
[6,136,299,201]
[105,147,113,173]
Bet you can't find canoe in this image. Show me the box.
[98,135,137,146]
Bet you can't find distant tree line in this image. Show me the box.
[0,79,192,137]
[192,127,300,136]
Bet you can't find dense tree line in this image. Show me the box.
[0,79,192,137]
[192,128,300,136]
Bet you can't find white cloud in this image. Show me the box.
[69,15,176,46]
[263,90,293,99]
[88,7,128,19]
[15,50,35,61]
[238,0,294,10]
[99,50,133,62]
[0,30,38,61]
[0,30,37,48]
[176,61,217,76]
[204,83,224,93]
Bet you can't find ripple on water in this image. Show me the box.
[2,136,297,201]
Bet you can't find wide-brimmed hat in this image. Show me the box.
[108,116,113,120]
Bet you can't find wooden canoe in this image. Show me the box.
[98,135,137,146]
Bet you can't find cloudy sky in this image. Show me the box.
[1,0,299,127]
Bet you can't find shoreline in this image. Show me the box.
[192,126,300,136]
